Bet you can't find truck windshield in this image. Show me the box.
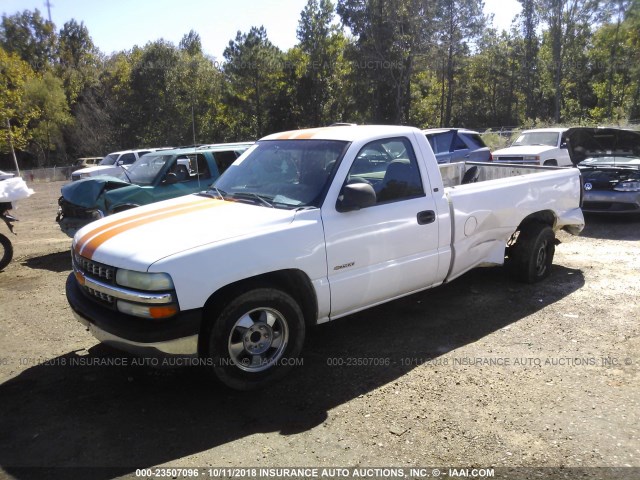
[212,140,348,208]
[99,154,119,166]
[513,132,559,147]
[124,154,174,185]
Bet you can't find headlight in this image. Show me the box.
[613,181,640,192]
[79,173,91,179]
[523,155,540,162]
[116,269,174,291]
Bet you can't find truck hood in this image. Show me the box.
[73,194,298,269]
[564,127,640,165]
[492,145,556,156]
[62,176,131,208]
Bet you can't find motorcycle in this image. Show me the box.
[0,201,17,270]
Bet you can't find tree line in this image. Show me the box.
[1,0,639,168]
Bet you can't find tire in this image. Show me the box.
[0,233,13,271]
[507,222,555,283]
[205,288,305,390]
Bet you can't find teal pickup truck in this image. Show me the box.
[56,143,253,237]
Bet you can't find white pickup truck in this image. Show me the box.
[492,128,572,167]
[66,125,584,390]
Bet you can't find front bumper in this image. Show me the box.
[582,190,640,214]
[56,215,91,238]
[66,273,201,358]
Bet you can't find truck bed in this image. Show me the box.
[438,162,583,282]
[439,161,569,188]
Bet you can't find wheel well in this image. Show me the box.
[507,210,557,249]
[198,269,318,355]
[543,159,558,166]
[517,210,556,231]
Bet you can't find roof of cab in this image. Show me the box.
[260,125,421,142]
[139,142,254,157]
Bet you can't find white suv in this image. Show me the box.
[492,128,572,166]
[71,148,170,181]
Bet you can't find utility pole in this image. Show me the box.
[6,119,21,176]
[45,0,53,23]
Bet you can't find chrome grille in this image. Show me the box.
[75,255,115,282]
[85,286,115,304]
[495,156,524,162]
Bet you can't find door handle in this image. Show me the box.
[417,210,436,225]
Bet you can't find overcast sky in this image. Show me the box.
[2,0,522,60]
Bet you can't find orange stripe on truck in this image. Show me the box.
[270,127,336,140]
[74,197,212,255]
[78,199,225,259]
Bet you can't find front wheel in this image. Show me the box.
[0,233,13,271]
[205,288,305,390]
[506,222,555,283]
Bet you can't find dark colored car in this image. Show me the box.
[423,128,492,164]
[56,142,253,237]
[565,127,640,214]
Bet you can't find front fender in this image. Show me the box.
[105,186,153,214]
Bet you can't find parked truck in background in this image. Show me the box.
[492,128,572,166]
[66,125,584,390]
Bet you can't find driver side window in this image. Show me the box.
[347,137,425,204]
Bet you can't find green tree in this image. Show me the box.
[0,47,40,156]
[516,0,540,121]
[127,40,181,145]
[0,9,57,72]
[464,28,521,127]
[223,26,284,138]
[57,19,101,104]
[24,71,72,165]
[337,0,435,123]
[625,0,640,121]
[433,0,486,126]
[179,30,202,56]
[296,0,348,126]
[537,0,598,123]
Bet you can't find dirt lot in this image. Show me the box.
[0,181,638,479]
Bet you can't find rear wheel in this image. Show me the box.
[507,222,555,283]
[0,233,13,270]
[205,288,305,390]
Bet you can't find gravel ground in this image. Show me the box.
[0,180,638,480]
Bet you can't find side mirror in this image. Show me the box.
[163,172,178,185]
[336,183,376,213]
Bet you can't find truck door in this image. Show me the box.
[322,136,443,318]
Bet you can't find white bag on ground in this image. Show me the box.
[0,177,35,203]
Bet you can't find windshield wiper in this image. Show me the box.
[121,167,132,183]
[205,186,227,200]
[229,192,274,208]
